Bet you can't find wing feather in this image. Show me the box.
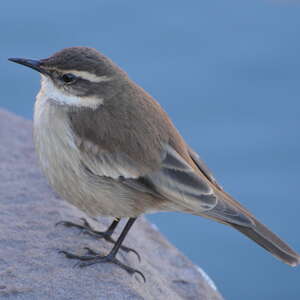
[77,138,252,226]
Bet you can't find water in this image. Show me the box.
[1,1,300,299]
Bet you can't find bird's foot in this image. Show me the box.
[56,218,140,261]
[59,249,145,282]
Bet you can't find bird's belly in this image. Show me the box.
[34,128,140,216]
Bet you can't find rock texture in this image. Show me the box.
[0,109,223,300]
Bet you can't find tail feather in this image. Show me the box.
[209,190,300,267]
[201,189,300,267]
[189,148,299,266]
[230,218,300,267]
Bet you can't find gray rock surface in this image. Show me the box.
[0,109,223,300]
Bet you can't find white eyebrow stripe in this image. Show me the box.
[62,70,112,83]
[40,75,103,109]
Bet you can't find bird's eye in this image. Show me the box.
[61,73,76,83]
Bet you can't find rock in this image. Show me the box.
[0,109,223,300]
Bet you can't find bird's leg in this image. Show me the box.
[59,218,145,282]
[56,217,140,260]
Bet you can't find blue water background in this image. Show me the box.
[1,1,300,299]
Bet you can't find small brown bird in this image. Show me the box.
[9,47,300,279]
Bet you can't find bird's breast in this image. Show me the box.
[33,93,151,217]
[33,93,84,204]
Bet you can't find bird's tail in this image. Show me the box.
[202,188,300,267]
[230,217,299,267]
[188,146,299,266]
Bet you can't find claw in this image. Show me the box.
[80,218,94,230]
[83,247,98,256]
[56,218,143,280]
[104,235,141,262]
[58,249,145,282]
[55,220,85,229]
[56,218,141,262]
[120,246,141,262]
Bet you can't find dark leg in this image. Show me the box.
[56,217,140,260]
[59,218,145,282]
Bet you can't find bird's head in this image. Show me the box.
[9,47,124,109]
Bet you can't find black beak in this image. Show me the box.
[8,58,48,75]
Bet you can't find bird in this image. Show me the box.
[8,47,300,280]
